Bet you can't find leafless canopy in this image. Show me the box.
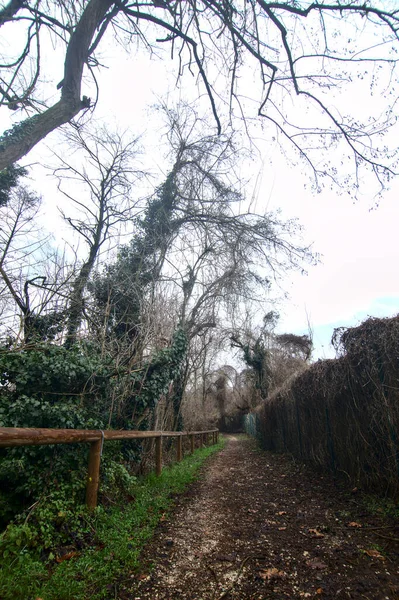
[0,1,398,191]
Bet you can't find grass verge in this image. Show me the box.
[0,438,225,600]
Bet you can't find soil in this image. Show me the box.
[123,435,399,599]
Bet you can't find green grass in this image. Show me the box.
[361,493,399,519]
[0,438,225,600]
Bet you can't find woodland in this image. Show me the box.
[1,1,399,596]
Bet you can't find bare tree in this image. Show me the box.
[85,108,312,431]
[150,108,315,332]
[0,2,398,191]
[182,334,232,430]
[53,125,144,347]
[0,182,72,343]
[137,109,317,425]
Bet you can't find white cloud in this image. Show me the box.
[263,174,399,358]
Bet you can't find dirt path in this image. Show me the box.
[125,435,399,599]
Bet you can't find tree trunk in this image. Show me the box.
[65,259,95,348]
[0,0,115,169]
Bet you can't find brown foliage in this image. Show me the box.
[253,315,399,496]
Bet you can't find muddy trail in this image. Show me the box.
[124,435,399,599]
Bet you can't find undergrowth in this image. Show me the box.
[361,493,399,520]
[0,438,225,600]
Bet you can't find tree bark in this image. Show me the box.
[0,0,24,27]
[0,0,115,169]
[65,246,100,348]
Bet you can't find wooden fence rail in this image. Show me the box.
[0,427,219,509]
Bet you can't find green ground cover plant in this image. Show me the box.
[0,438,225,600]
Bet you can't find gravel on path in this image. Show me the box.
[124,435,399,600]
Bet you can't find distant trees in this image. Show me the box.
[231,311,279,403]
[268,333,312,393]
[231,332,272,400]
[181,319,314,432]
[231,311,312,413]
[1,2,399,191]
[182,361,240,431]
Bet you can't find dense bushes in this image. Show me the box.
[0,328,188,526]
[0,345,106,523]
[246,315,399,496]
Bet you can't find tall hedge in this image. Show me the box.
[246,316,399,496]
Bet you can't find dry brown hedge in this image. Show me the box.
[249,315,399,496]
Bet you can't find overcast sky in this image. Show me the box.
[2,32,399,361]
[267,173,399,359]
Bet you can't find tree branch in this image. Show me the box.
[0,0,24,28]
[0,0,116,169]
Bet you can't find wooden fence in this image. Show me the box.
[0,427,219,509]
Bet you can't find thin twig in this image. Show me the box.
[218,555,266,599]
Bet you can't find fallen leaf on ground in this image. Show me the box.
[306,559,328,570]
[259,567,286,581]
[277,511,287,516]
[278,526,287,531]
[347,522,362,528]
[363,549,385,560]
[316,588,323,595]
[309,528,325,538]
[55,551,79,563]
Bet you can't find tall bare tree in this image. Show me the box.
[53,125,143,347]
[94,107,316,427]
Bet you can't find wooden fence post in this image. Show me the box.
[86,438,102,509]
[177,435,183,462]
[190,434,194,454]
[156,436,162,476]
